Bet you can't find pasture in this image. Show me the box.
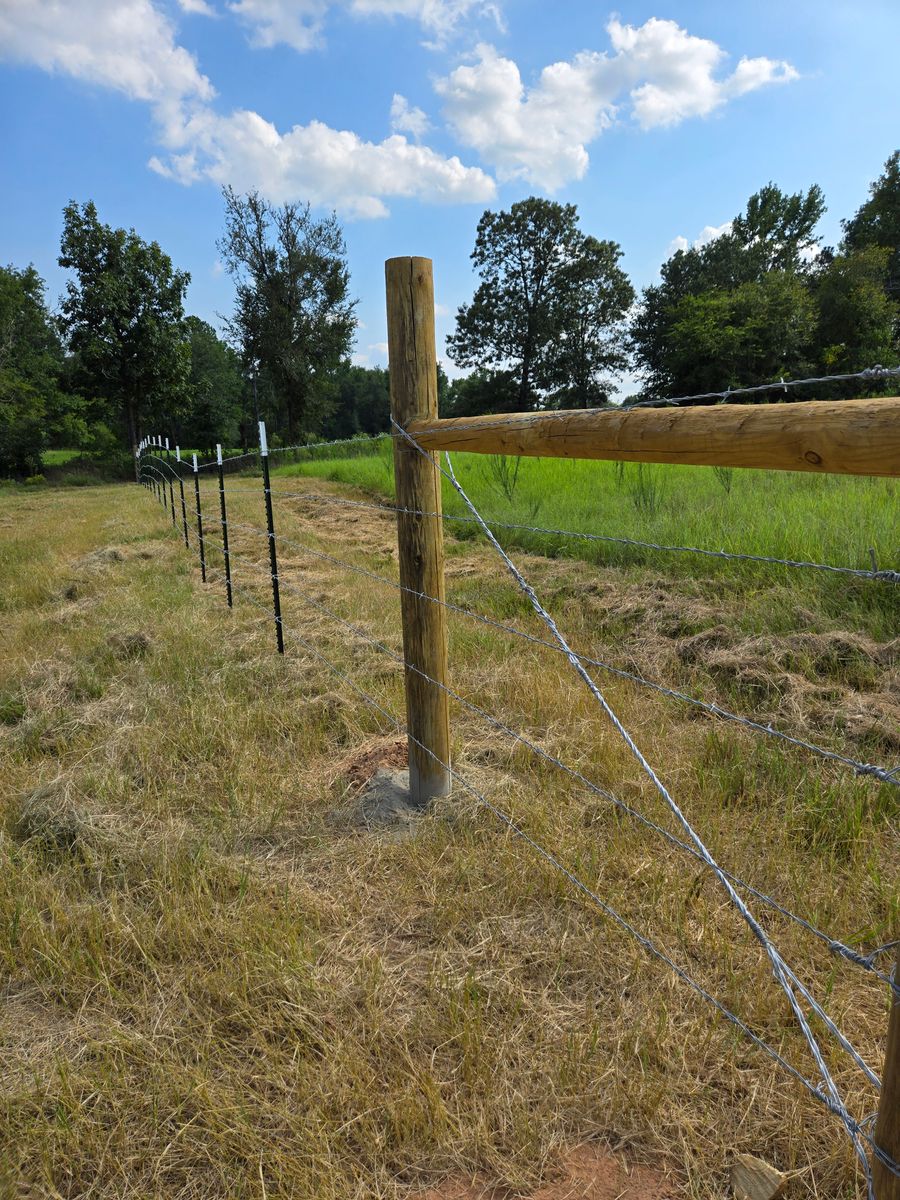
[0,460,896,1198]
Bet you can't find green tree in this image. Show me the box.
[841,151,900,298]
[811,246,898,379]
[632,183,825,397]
[321,364,390,438]
[58,201,190,475]
[0,264,70,475]
[662,272,816,396]
[448,197,633,410]
[218,188,356,443]
[443,369,521,419]
[181,316,244,453]
[547,236,635,407]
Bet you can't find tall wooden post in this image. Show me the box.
[874,947,900,1198]
[385,256,451,808]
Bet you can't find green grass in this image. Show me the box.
[42,449,82,467]
[274,444,899,639]
[0,477,896,1199]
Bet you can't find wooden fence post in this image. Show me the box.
[873,946,900,1198]
[385,256,451,808]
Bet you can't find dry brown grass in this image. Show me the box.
[0,478,896,1199]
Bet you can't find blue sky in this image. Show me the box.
[1,0,898,392]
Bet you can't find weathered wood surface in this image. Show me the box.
[730,1154,787,1200]
[406,397,900,477]
[386,256,451,806]
[873,945,900,1199]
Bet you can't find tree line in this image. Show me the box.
[1,151,897,477]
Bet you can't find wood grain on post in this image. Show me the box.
[873,945,900,1199]
[406,397,900,477]
[385,257,451,807]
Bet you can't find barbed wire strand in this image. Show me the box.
[217,515,900,792]
[395,417,882,1189]
[258,490,900,584]
[408,365,900,437]
[139,468,900,796]
[227,367,900,462]
[140,475,893,1186]
[217,542,897,995]
[206,566,887,1190]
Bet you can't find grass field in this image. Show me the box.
[0,463,897,1198]
[275,442,899,640]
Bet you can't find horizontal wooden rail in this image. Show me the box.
[407,397,900,477]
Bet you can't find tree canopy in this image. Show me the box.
[180,316,245,454]
[218,188,356,443]
[841,150,900,297]
[58,200,191,473]
[0,264,67,475]
[447,197,634,411]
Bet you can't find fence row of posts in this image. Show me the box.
[139,428,281,643]
[136,257,899,1199]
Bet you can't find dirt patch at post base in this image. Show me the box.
[411,1144,679,1199]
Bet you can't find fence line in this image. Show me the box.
[185,534,897,990]
[255,489,900,584]
[137,453,896,1194]
[134,274,899,1193]
[397,421,886,1189]
[206,512,900,791]
[140,505,892,1193]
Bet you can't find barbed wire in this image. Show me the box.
[266,431,392,459]
[412,430,881,1189]
[261,490,900,583]
[164,366,900,475]
[195,562,887,1191]
[212,541,898,991]
[405,365,900,439]
[217,515,900,790]
[139,470,895,1188]
[626,364,900,410]
[143,473,900,788]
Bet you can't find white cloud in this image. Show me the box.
[437,18,797,190]
[667,219,733,256]
[179,0,217,14]
[350,0,502,44]
[150,105,496,217]
[2,0,494,217]
[0,0,213,103]
[435,42,613,189]
[227,0,499,52]
[227,0,328,51]
[391,93,430,139]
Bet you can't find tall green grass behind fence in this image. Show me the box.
[271,441,899,637]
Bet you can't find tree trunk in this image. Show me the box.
[519,346,532,411]
[127,400,139,483]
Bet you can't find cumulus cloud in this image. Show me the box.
[2,0,494,217]
[437,17,797,189]
[0,0,213,102]
[435,42,614,189]
[227,0,328,51]
[227,0,499,52]
[390,93,430,139]
[150,105,496,217]
[179,0,217,15]
[667,219,733,256]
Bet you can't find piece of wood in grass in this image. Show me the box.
[730,1153,788,1200]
